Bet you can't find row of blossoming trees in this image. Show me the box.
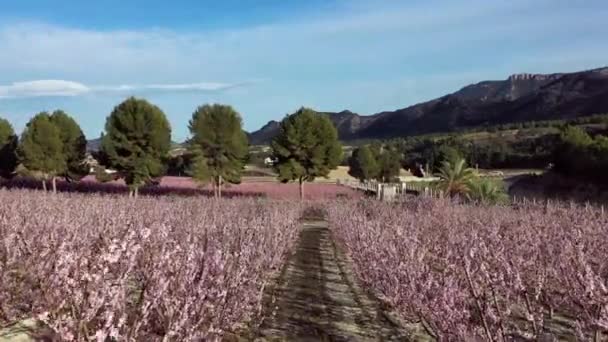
[327,198,608,340]
[0,98,342,198]
[0,189,303,340]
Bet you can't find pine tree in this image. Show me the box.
[188,104,248,198]
[101,97,171,196]
[348,145,379,182]
[19,113,65,192]
[271,107,342,200]
[49,110,88,181]
[0,118,18,179]
[377,148,402,183]
[186,147,212,190]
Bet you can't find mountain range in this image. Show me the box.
[87,66,608,150]
[248,66,608,144]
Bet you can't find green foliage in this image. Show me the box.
[0,118,18,179]
[187,104,248,192]
[415,113,608,136]
[348,145,379,182]
[398,137,469,172]
[49,110,88,181]
[377,148,401,183]
[561,125,594,146]
[553,126,608,184]
[435,144,463,168]
[368,141,383,158]
[18,113,65,179]
[468,141,509,168]
[247,148,273,168]
[466,178,508,205]
[553,126,593,178]
[94,166,115,183]
[272,107,342,198]
[186,149,212,184]
[396,128,558,170]
[347,142,402,183]
[100,97,172,190]
[437,158,477,197]
[436,156,508,204]
[167,153,196,176]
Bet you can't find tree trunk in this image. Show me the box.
[129,189,134,198]
[134,186,139,198]
[299,178,304,201]
[218,175,222,199]
[594,306,603,342]
[42,179,47,192]
[52,177,57,194]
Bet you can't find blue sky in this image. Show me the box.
[0,0,607,141]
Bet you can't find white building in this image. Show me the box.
[264,157,276,166]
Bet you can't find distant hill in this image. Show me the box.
[248,67,608,144]
[86,138,102,152]
[246,110,376,145]
[247,120,281,147]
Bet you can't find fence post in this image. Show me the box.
[376,183,382,200]
[384,185,397,202]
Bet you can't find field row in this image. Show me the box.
[0,190,302,340]
[1,176,360,200]
[327,199,608,340]
[2,188,607,340]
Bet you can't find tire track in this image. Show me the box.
[253,220,411,341]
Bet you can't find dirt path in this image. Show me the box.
[251,220,413,341]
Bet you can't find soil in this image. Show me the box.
[244,221,418,341]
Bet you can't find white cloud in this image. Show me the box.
[91,81,246,93]
[143,83,232,91]
[0,0,605,84]
[0,80,246,98]
[0,80,89,98]
[0,2,542,74]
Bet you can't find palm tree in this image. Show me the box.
[466,178,508,204]
[437,158,477,197]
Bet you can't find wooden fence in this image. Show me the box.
[337,179,444,202]
[339,180,608,213]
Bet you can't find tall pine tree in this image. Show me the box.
[271,108,342,200]
[188,104,248,198]
[19,113,65,192]
[49,110,88,181]
[101,97,171,196]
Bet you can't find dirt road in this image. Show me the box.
[252,221,414,341]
